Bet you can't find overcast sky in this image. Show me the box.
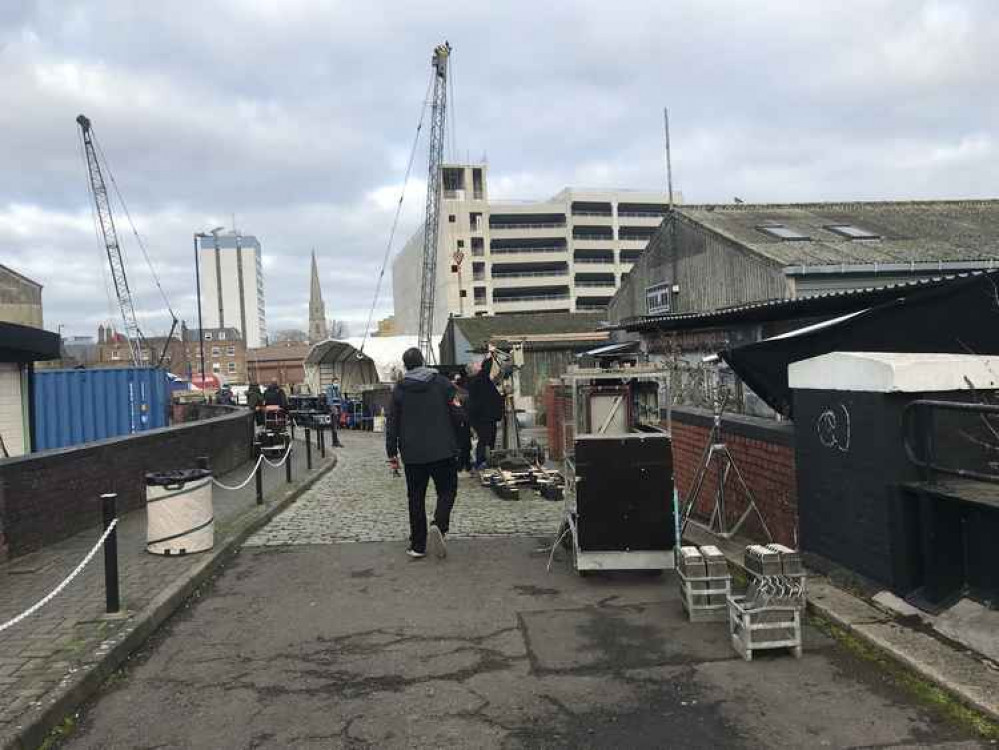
[2,0,997,339]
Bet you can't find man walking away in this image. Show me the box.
[386,348,459,559]
[467,349,505,470]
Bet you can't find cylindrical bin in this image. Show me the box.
[146,469,214,556]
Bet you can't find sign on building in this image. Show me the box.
[646,282,671,315]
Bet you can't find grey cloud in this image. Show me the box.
[2,0,997,338]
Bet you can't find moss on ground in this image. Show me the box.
[809,613,999,741]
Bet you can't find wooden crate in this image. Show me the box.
[677,568,732,623]
[727,594,802,661]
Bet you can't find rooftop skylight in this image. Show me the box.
[758,224,810,241]
[825,224,881,240]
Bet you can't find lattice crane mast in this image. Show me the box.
[416,42,451,364]
[77,114,144,366]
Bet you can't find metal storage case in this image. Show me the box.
[146,469,214,555]
[32,367,170,451]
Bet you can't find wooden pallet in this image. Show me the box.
[677,568,732,622]
[727,594,802,661]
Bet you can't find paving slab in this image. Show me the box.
[59,539,990,750]
[685,524,999,725]
[0,434,335,750]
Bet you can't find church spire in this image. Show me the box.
[308,249,329,343]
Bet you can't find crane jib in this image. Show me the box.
[416,42,451,364]
[77,114,144,367]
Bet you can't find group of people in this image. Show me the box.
[385,347,505,560]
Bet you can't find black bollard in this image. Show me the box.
[318,419,326,458]
[305,427,313,471]
[285,441,293,484]
[100,493,120,614]
[254,442,264,505]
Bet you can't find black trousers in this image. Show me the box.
[473,420,498,466]
[404,457,458,553]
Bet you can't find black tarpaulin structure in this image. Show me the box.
[720,271,999,417]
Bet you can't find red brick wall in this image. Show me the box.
[671,407,798,546]
[0,409,254,561]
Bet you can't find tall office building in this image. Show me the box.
[391,163,674,334]
[198,231,267,348]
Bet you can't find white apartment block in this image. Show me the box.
[198,232,268,348]
[392,163,672,334]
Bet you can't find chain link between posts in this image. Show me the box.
[2,439,300,633]
[0,519,119,634]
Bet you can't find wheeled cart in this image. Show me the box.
[554,366,678,575]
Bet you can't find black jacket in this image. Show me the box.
[467,356,505,424]
[386,367,458,465]
[263,385,288,409]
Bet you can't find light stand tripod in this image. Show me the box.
[679,396,773,542]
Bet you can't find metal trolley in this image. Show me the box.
[555,365,678,574]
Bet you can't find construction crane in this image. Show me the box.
[77,114,177,367]
[416,42,451,364]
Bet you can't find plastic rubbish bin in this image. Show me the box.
[146,468,214,555]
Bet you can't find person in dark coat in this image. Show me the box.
[246,383,264,426]
[263,380,288,410]
[466,350,505,469]
[386,348,458,559]
[451,373,473,473]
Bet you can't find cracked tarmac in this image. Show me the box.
[60,538,990,750]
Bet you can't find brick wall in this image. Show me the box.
[671,406,797,546]
[0,408,253,561]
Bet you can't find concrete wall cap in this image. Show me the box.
[789,351,999,393]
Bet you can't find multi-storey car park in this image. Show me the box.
[391,163,674,334]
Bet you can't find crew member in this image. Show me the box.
[386,348,459,559]
[467,348,504,470]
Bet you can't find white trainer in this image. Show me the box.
[429,525,447,559]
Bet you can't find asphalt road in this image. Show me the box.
[59,537,989,750]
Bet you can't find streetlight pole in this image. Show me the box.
[193,233,206,385]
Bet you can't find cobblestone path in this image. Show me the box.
[245,431,564,546]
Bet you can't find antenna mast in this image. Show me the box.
[663,107,674,209]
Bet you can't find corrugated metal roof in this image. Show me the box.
[676,200,999,267]
[620,271,990,333]
[447,313,604,347]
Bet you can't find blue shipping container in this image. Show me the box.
[32,367,170,451]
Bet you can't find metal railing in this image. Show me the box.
[574,280,616,287]
[902,399,999,484]
[618,211,666,218]
[571,210,613,217]
[574,257,615,264]
[491,246,566,254]
[493,294,571,304]
[490,222,566,230]
[492,270,568,279]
